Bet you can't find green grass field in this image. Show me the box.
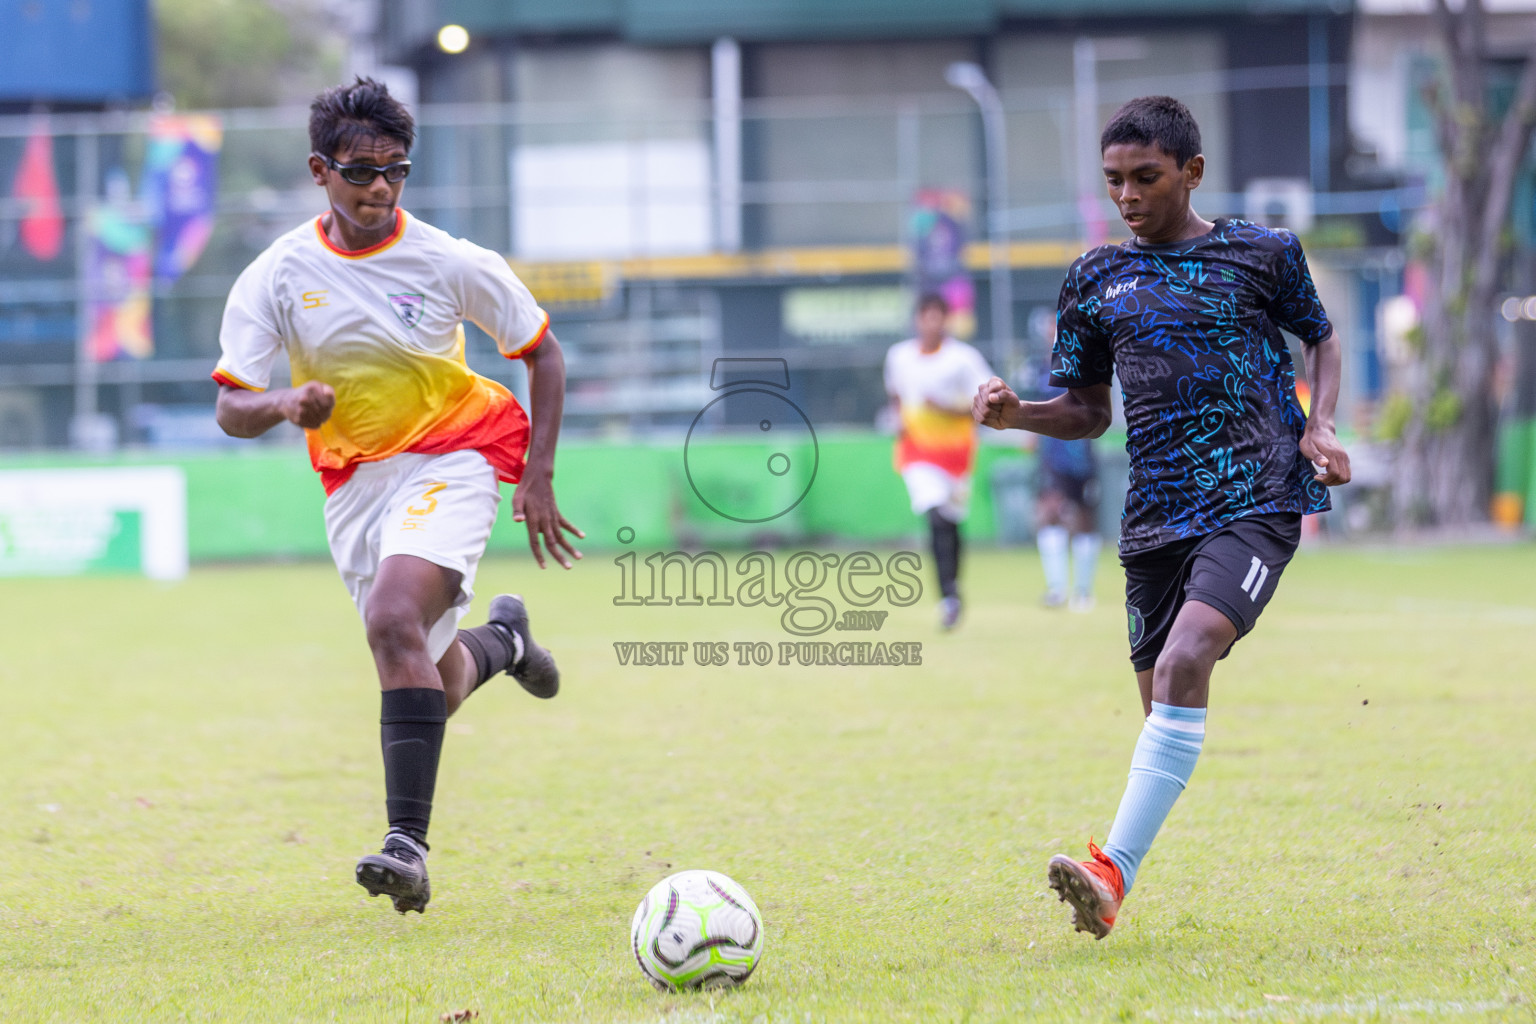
[2,542,1533,1022]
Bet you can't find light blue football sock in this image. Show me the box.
[1101,701,1206,895]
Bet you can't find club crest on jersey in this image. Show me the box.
[1103,278,1140,301]
[388,293,425,329]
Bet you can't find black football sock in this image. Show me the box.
[928,508,962,599]
[380,687,447,846]
[952,517,964,593]
[457,622,524,690]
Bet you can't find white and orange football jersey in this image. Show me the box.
[883,337,991,478]
[214,210,549,494]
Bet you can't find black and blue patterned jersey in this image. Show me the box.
[1049,217,1332,553]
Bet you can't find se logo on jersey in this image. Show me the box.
[389,292,426,329]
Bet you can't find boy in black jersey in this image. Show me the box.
[974,96,1350,939]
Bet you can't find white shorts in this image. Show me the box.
[324,450,502,662]
[901,462,971,522]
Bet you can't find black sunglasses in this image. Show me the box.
[314,153,412,186]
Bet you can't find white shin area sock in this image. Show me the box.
[1071,533,1100,596]
[1037,525,1069,598]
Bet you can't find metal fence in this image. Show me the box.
[0,65,1378,449]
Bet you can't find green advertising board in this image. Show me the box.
[0,507,142,576]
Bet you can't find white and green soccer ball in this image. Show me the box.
[629,869,764,991]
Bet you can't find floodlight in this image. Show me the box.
[437,24,470,54]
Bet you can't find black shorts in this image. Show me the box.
[1040,468,1100,510]
[1121,512,1302,672]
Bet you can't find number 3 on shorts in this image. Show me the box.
[1240,555,1269,601]
[407,482,447,517]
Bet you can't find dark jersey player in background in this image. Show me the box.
[1033,375,1102,612]
[974,95,1350,939]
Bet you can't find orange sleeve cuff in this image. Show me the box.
[503,313,549,360]
[212,368,265,392]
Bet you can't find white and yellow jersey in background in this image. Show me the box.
[883,336,992,478]
[213,210,549,494]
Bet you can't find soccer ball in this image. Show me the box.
[629,869,764,990]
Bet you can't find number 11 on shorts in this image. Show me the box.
[1241,556,1269,601]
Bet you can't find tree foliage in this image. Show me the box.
[1395,0,1536,525]
[156,0,344,110]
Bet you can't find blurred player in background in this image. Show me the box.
[1035,409,1101,612]
[884,293,992,630]
[212,78,584,914]
[974,96,1349,939]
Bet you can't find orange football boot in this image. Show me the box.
[1047,840,1125,939]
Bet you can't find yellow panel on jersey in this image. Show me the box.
[895,406,976,477]
[883,337,993,479]
[292,326,543,495]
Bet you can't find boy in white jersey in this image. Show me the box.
[213,78,584,914]
[884,293,992,629]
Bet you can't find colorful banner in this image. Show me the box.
[141,114,222,282]
[909,189,976,339]
[11,121,64,261]
[85,201,153,361]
